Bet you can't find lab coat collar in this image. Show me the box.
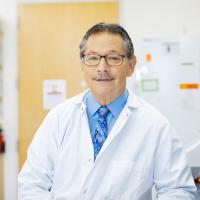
[126,89,140,109]
[72,89,140,110]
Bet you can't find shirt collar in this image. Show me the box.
[73,89,139,111]
[86,90,129,118]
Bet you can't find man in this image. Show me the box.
[18,23,197,199]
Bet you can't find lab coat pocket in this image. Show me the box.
[105,161,144,199]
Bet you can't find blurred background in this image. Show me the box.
[0,0,200,199]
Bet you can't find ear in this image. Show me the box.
[127,55,137,77]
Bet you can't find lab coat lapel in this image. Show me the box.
[80,102,94,161]
[95,106,132,160]
[95,91,139,161]
[77,90,139,162]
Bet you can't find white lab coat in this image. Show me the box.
[18,90,197,200]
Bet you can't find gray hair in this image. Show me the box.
[79,22,134,60]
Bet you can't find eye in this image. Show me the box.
[87,55,99,61]
[107,55,121,61]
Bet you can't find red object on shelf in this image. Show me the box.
[0,132,5,153]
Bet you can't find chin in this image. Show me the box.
[95,89,114,98]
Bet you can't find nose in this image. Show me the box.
[97,57,109,72]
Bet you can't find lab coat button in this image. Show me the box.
[88,158,93,162]
[83,189,87,194]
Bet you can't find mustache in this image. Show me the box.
[92,73,115,81]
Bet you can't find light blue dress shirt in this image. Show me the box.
[86,90,128,138]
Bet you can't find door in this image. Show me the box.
[18,2,119,168]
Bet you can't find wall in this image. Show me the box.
[120,0,200,44]
[0,0,200,199]
[120,0,200,86]
[0,0,18,199]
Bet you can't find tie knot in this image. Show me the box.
[98,106,109,116]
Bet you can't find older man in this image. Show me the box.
[18,23,197,199]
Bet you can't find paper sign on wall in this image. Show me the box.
[141,79,159,92]
[43,80,66,109]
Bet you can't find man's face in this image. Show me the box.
[81,32,136,102]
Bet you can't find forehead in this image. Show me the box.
[84,32,125,54]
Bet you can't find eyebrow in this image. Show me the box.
[85,50,122,55]
[109,50,119,54]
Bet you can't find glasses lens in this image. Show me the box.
[83,54,124,66]
[84,55,99,66]
[106,55,122,66]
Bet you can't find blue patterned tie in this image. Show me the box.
[93,106,110,160]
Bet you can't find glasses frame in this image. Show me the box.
[82,54,126,67]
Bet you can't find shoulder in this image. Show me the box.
[127,90,169,127]
[46,90,88,119]
[127,91,176,147]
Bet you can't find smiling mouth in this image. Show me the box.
[95,79,114,81]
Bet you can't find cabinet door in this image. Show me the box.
[19,2,118,168]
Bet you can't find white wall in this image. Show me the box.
[0,0,200,199]
[120,0,200,88]
[0,0,18,199]
[120,0,200,45]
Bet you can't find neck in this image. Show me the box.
[91,90,125,105]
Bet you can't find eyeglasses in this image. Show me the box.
[82,54,126,66]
